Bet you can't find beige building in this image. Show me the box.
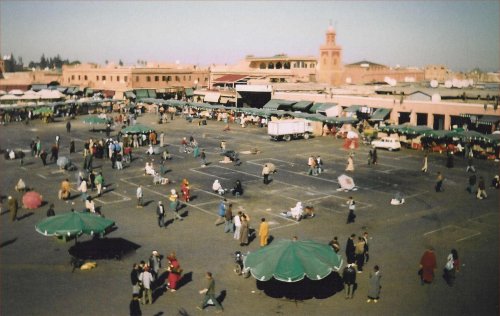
[424,64,452,82]
[317,25,343,86]
[62,62,210,97]
[0,70,61,91]
[342,61,425,85]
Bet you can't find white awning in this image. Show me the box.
[204,92,221,103]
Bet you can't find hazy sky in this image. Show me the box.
[1,1,498,71]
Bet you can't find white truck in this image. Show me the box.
[268,119,313,141]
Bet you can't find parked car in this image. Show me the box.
[371,137,401,151]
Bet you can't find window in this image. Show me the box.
[117,76,120,82]
[167,76,172,81]
[84,75,88,80]
[189,75,191,81]
[162,76,166,82]
[276,62,282,69]
[183,76,186,81]
[310,63,315,68]
[96,76,99,81]
[204,77,208,82]
[259,63,266,69]
[78,75,80,80]
[155,76,159,82]
[110,76,112,82]
[284,62,290,69]
[175,76,180,81]
[146,76,151,82]
[268,62,275,69]
[124,76,128,82]
[136,76,139,82]
[71,75,75,80]
[293,63,297,68]
[102,76,106,81]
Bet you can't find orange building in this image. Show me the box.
[317,24,343,86]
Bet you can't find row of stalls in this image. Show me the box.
[377,124,500,159]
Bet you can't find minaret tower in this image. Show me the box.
[318,22,343,86]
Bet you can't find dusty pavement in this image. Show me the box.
[1,113,498,316]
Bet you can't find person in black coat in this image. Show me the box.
[232,180,244,196]
[342,263,357,299]
[129,294,142,316]
[345,234,356,264]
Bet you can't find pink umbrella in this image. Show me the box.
[22,191,43,209]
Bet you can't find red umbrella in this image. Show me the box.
[22,191,43,209]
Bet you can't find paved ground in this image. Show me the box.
[1,113,498,316]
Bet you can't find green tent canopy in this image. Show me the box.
[33,107,53,115]
[83,116,110,124]
[244,239,343,282]
[420,130,460,139]
[121,124,155,134]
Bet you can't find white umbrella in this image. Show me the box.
[0,90,6,95]
[346,131,359,139]
[337,174,355,191]
[8,89,24,96]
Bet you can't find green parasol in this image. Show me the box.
[35,211,115,238]
[33,107,53,115]
[244,239,343,282]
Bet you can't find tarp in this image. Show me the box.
[121,124,155,134]
[309,103,337,113]
[369,108,391,121]
[291,101,313,111]
[204,92,221,103]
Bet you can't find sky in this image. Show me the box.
[1,1,498,72]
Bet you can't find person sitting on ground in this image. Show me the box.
[390,192,405,205]
[162,150,172,161]
[491,175,500,189]
[15,178,26,192]
[85,196,96,213]
[304,205,315,218]
[145,162,155,176]
[146,145,155,155]
[9,150,15,160]
[153,172,169,185]
[231,180,243,196]
[212,179,225,195]
[281,201,304,221]
[59,178,71,200]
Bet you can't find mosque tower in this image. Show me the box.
[318,23,343,86]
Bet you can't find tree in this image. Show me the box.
[40,54,47,69]
[105,60,109,65]
[119,59,124,66]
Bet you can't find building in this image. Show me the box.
[209,54,318,88]
[0,70,61,92]
[317,24,343,86]
[342,61,425,85]
[424,64,452,82]
[61,62,210,98]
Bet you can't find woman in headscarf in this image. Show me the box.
[166,252,182,292]
[212,179,225,195]
[180,179,190,202]
[232,180,243,196]
[239,214,249,246]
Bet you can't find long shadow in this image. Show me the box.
[68,237,141,260]
[0,210,9,216]
[256,272,343,300]
[0,237,18,248]
[17,212,34,221]
[180,210,189,218]
[177,271,193,290]
[144,200,155,207]
[216,290,227,304]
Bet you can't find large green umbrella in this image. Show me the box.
[457,130,488,142]
[35,211,115,238]
[244,239,343,282]
[121,124,155,134]
[421,130,460,139]
[83,116,110,124]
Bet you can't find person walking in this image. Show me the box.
[262,164,270,184]
[342,263,357,299]
[233,211,242,240]
[129,294,142,316]
[477,176,487,199]
[368,150,373,165]
[200,149,207,167]
[149,250,162,285]
[259,217,269,247]
[197,272,223,312]
[139,266,154,305]
[95,172,104,197]
[372,148,378,165]
[421,154,428,173]
[46,203,55,217]
[346,153,354,172]
[346,197,356,224]
[214,199,226,226]
[169,189,183,221]
[466,154,476,173]
[40,150,48,166]
[435,171,444,192]
[157,201,165,228]
[443,249,460,286]
[66,120,71,133]
[79,179,88,201]
[69,140,75,154]
[131,263,141,296]
[136,186,143,208]
[363,232,370,263]
[223,203,234,233]
[180,179,190,202]
[8,196,18,222]
[366,265,382,303]
[419,247,437,285]
[466,174,477,194]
